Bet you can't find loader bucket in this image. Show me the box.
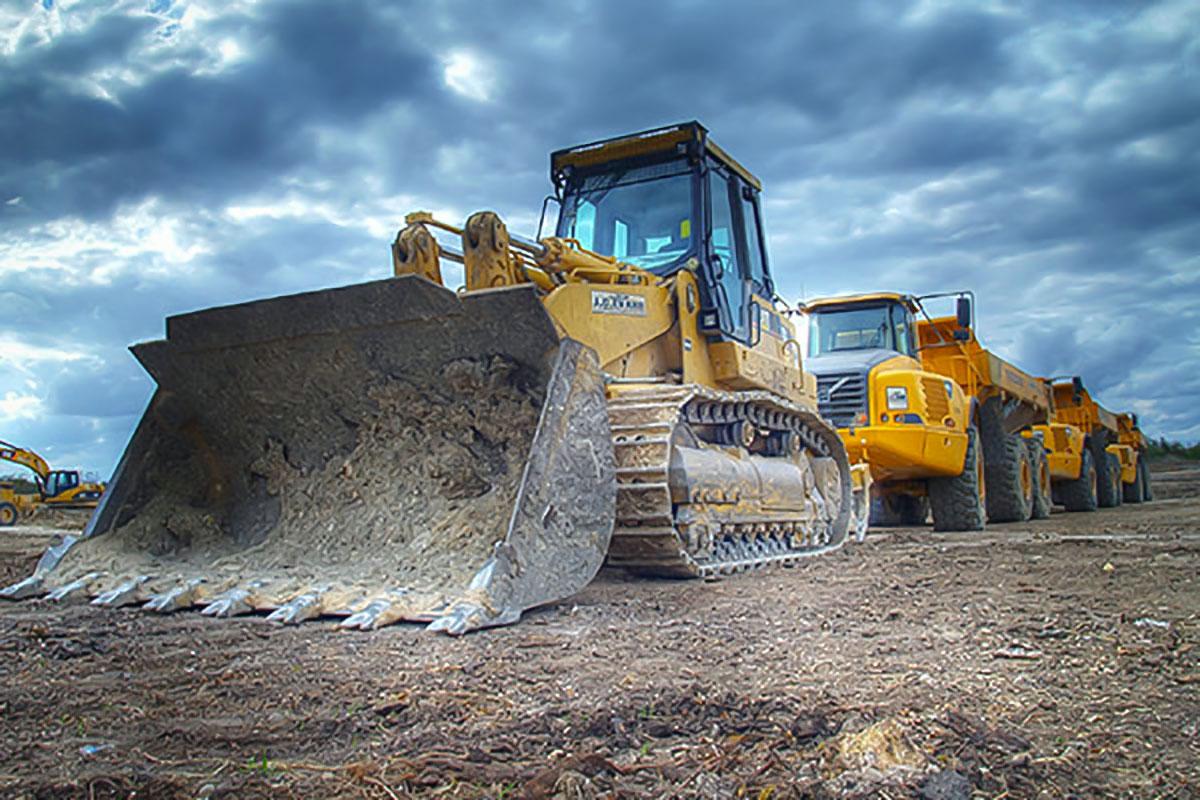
[2,276,616,634]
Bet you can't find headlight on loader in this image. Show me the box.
[885,386,908,411]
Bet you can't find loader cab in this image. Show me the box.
[806,296,918,359]
[551,121,772,345]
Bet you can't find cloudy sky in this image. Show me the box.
[1,0,1197,477]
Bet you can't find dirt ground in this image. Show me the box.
[1,465,1197,799]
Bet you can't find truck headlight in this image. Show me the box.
[885,387,908,410]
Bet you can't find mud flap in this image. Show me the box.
[2,276,616,634]
[849,464,872,542]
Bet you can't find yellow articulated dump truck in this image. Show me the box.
[805,291,1055,531]
[2,122,863,634]
[913,295,1054,525]
[1113,412,1153,503]
[0,440,106,526]
[804,294,979,531]
[1026,378,1152,509]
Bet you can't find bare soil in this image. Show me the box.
[0,464,1197,799]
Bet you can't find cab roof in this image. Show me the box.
[550,121,762,191]
[804,292,919,313]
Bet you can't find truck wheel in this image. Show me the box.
[1060,448,1098,512]
[1094,443,1120,508]
[1108,453,1123,507]
[1025,439,1052,520]
[901,496,930,526]
[870,495,902,527]
[929,428,985,532]
[0,502,16,527]
[872,494,929,527]
[1123,458,1145,504]
[985,434,1033,523]
[1140,459,1153,501]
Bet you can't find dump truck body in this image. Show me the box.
[915,318,1051,433]
[4,122,858,633]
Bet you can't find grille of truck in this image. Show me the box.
[921,376,952,423]
[816,372,868,428]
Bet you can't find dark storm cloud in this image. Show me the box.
[1,0,436,223]
[1,0,1198,476]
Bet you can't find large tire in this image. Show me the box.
[901,496,930,526]
[1060,447,1098,512]
[1025,438,1052,519]
[979,400,1032,522]
[985,434,1034,522]
[1140,458,1153,501]
[871,493,929,527]
[1123,458,1145,504]
[929,428,985,532]
[0,502,16,527]
[1108,453,1123,507]
[870,495,900,527]
[1094,442,1121,508]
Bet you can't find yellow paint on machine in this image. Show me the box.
[1024,424,1084,481]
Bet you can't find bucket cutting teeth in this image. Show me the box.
[266,588,329,625]
[427,602,502,635]
[1,535,78,599]
[47,573,105,602]
[144,578,208,613]
[0,576,45,600]
[339,590,413,631]
[91,576,151,608]
[200,582,267,618]
[1,279,616,634]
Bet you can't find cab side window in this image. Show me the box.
[708,170,747,340]
[739,193,767,295]
[891,305,911,356]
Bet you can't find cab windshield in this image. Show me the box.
[44,470,79,497]
[809,303,912,357]
[557,160,695,273]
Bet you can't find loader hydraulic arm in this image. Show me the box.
[394,211,660,292]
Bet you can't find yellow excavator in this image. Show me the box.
[2,122,866,633]
[0,440,106,526]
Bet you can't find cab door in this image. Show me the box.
[706,165,770,345]
[706,167,749,342]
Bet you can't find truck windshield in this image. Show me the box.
[809,304,902,357]
[557,160,695,273]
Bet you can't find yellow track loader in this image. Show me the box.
[3,122,863,633]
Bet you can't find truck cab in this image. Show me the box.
[802,293,978,530]
[805,293,970,482]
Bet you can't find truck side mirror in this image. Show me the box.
[956,296,971,329]
[1072,376,1084,404]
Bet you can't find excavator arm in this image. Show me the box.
[0,440,51,484]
